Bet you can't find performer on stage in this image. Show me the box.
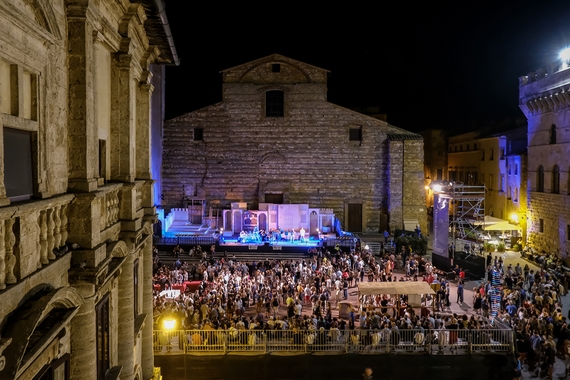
[300,227,306,243]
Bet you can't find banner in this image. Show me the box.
[433,194,450,257]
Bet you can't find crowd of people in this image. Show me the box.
[152,242,494,343]
[481,250,570,380]
[153,239,570,378]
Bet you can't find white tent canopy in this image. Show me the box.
[474,215,508,226]
[483,221,522,231]
[358,281,436,296]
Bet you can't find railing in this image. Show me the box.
[153,236,217,247]
[325,238,358,249]
[0,194,74,289]
[100,185,121,231]
[153,328,513,355]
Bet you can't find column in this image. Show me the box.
[117,252,134,380]
[141,243,154,379]
[66,1,99,192]
[70,297,97,380]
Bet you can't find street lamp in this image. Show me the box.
[163,318,176,330]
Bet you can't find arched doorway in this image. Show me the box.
[309,211,318,236]
[259,213,267,231]
[233,211,242,234]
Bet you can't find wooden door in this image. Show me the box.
[347,203,362,232]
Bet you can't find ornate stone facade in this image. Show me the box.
[520,60,570,255]
[161,54,426,233]
[0,1,177,379]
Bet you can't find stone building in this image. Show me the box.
[0,1,177,380]
[161,54,426,233]
[419,129,448,210]
[520,58,570,254]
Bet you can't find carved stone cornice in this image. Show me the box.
[525,86,570,115]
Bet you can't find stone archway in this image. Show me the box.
[0,286,84,379]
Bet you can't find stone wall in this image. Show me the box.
[162,54,426,233]
[0,1,175,379]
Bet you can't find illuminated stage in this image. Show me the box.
[158,202,346,253]
[218,234,323,254]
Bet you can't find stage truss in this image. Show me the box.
[451,184,485,241]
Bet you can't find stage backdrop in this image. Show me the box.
[433,194,449,257]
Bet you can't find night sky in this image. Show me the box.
[164,1,570,133]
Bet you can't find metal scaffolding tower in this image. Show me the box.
[450,184,486,241]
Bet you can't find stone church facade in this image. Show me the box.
[162,54,426,233]
[520,60,570,255]
[0,1,177,380]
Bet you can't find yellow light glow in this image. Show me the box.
[510,213,519,223]
[163,319,176,330]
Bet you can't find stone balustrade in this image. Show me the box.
[0,194,74,289]
[101,186,121,231]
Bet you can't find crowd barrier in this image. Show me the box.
[153,328,514,355]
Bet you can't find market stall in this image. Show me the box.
[358,282,436,318]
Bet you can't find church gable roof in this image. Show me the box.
[221,54,329,84]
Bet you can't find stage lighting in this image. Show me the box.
[560,47,570,63]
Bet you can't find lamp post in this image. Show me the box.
[162,316,186,378]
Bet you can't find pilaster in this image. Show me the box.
[136,76,153,180]
[66,1,99,192]
[117,252,134,380]
[70,295,97,380]
[110,51,136,183]
[141,243,154,379]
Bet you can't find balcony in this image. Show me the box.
[0,194,74,290]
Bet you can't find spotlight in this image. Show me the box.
[560,47,570,62]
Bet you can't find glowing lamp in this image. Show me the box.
[510,213,519,223]
[163,319,176,330]
[431,184,442,192]
[560,47,570,62]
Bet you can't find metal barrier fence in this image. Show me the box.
[153,328,514,355]
[153,236,217,246]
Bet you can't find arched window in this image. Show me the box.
[550,124,557,144]
[553,165,560,194]
[515,187,519,202]
[537,165,544,192]
[266,90,284,117]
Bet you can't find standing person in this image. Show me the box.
[383,230,389,243]
[362,367,373,380]
[457,281,464,304]
[513,354,522,380]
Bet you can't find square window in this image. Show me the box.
[4,127,34,201]
[272,64,281,73]
[349,127,362,141]
[193,128,203,141]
